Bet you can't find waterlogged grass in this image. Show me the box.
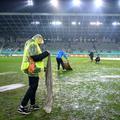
[0,56,120,120]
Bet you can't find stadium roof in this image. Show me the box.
[0,0,120,39]
[0,0,120,13]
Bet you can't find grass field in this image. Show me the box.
[0,56,120,120]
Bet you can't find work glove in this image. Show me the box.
[28,57,35,74]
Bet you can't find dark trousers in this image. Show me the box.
[90,56,93,61]
[21,76,39,107]
[56,58,64,70]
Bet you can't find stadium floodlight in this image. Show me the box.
[71,21,77,25]
[94,0,103,8]
[51,21,62,25]
[31,21,40,25]
[112,22,120,26]
[119,0,120,6]
[78,22,81,25]
[27,0,34,6]
[50,0,59,8]
[90,21,103,26]
[72,0,81,6]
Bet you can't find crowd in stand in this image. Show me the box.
[0,37,120,53]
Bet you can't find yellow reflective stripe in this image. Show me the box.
[21,62,29,71]
[36,61,44,69]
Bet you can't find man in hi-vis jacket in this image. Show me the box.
[18,34,49,115]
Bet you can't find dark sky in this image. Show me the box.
[0,0,120,13]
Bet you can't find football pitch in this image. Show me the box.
[0,56,120,120]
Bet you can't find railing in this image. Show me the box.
[0,50,120,58]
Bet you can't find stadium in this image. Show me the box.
[0,0,120,119]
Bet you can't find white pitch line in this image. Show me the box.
[0,72,17,75]
[100,75,120,78]
[101,58,120,60]
[0,83,25,92]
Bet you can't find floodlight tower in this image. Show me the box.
[72,0,81,7]
[94,0,103,8]
[50,0,59,8]
[118,0,120,7]
[27,0,34,6]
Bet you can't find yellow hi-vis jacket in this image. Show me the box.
[21,39,44,76]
